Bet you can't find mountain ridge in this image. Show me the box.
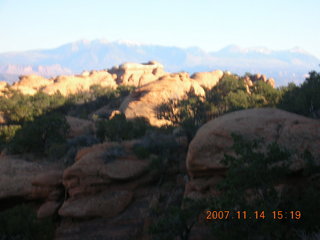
[0,39,319,86]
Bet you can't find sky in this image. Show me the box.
[0,0,320,58]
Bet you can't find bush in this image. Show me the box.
[96,113,150,142]
[0,204,54,240]
[0,125,21,150]
[0,90,66,124]
[279,71,320,118]
[9,113,69,157]
[209,134,320,240]
[150,198,208,240]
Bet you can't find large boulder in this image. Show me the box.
[120,72,208,127]
[0,81,8,95]
[191,70,223,89]
[60,141,152,219]
[66,116,94,138]
[12,75,53,94]
[187,108,320,178]
[0,156,61,200]
[42,70,117,96]
[31,170,64,218]
[110,61,165,87]
[58,190,133,218]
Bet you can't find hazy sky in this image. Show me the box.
[0,0,319,57]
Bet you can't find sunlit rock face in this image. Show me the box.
[109,61,166,87]
[120,70,224,127]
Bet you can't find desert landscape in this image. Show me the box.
[0,60,319,239]
[0,1,319,240]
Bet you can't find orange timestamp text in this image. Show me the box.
[205,210,301,220]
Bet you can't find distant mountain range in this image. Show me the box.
[0,39,319,86]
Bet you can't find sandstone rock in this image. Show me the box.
[32,170,62,187]
[37,200,61,218]
[13,74,53,90]
[120,72,207,127]
[187,108,320,178]
[11,85,38,95]
[55,197,153,240]
[243,75,253,87]
[63,141,150,198]
[0,81,8,94]
[267,77,275,88]
[109,110,122,120]
[10,75,53,95]
[31,170,63,199]
[58,190,133,218]
[110,61,165,87]
[0,112,6,124]
[191,70,223,89]
[66,116,94,138]
[42,70,117,96]
[261,74,267,82]
[0,156,60,199]
[249,73,275,88]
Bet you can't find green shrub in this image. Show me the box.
[0,125,21,149]
[0,90,66,124]
[103,145,125,163]
[0,204,54,240]
[150,198,209,240]
[96,114,150,142]
[279,71,320,118]
[209,134,320,240]
[9,113,69,156]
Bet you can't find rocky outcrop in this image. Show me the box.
[184,108,320,237]
[8,71,117,96]
[60,141,151,218]
[0,156,58,200]
[31,170,64,218]
[120,72,220,126]
[244,73,275,88]
[7,61,166,96]
[54,140,159,239]
[59,190,133,218]
[0,156,63,203]
[66,116,94,138]
[109,61,165,87]
[187,108,320,179]
[12,74,53,95]
[191,70,223,89]
[0,81,8,93]
[0,155,64,218]
[42,70,117,96]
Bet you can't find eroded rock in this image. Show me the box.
[58,190,133,218]
[120,72,211,126]
[110,61,166,87]
[187,108,320,178]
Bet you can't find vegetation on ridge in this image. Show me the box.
[158,70,320,141]
[0,69,319,240]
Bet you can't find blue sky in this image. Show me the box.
[0,0,319,58]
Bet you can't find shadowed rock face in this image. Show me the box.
[0,156,64,218]
[55,140,161,239]
[60,141,151,218]
[185,108,320,202]
[66,116,94,138]
[0,156,61,200]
